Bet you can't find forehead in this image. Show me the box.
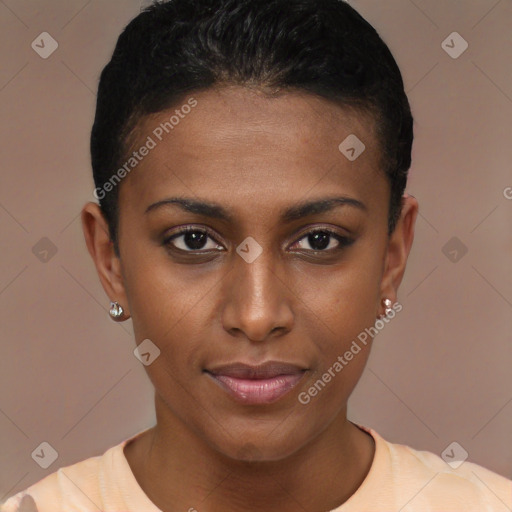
[120,86,385,213]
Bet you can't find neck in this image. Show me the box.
[124,394,375,512]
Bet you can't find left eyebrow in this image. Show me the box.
[281,196,367,222]
[144,195,367,222]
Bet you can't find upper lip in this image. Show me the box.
[205,361,307,379]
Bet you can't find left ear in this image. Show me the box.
[379,193,419,309]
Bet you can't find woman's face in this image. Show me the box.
[85,86,415,461]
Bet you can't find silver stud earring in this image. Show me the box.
[379,298,393,319]
[109,301,124,320]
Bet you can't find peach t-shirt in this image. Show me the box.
[1,424,511,511]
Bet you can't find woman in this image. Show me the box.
[2,0,511,510]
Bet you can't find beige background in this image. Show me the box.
[1,0,511,502]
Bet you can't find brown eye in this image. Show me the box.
[291,229,354,252]
[164,226,224,252]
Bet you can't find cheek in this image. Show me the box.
[297,281,376,417]
[122,240,199,329]
[299,253,383,341]
[295,245,383,396]
[121,248,219,377]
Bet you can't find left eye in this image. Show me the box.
[291,229,351,252]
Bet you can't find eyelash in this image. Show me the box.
[163,225,354,254]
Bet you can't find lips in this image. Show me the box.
[207,361,306,379]
[204,361,307,404]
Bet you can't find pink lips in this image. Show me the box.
[205,361,307,405]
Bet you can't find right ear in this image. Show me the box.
[81,202,131,319]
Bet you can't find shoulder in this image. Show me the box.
[372,428,512,510]
[0,444,120,512]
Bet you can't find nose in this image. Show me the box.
[221,244,294,343]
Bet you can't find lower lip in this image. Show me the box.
[206,371,306,405]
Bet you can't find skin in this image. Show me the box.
[82,85,418,512]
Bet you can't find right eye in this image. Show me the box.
[163,226,225,253]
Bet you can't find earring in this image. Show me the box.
[379,298,393,319]
[109,301,124,321]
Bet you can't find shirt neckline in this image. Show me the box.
[113,422,383,512]
[331,422,384,510]
[114,428,162,511]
